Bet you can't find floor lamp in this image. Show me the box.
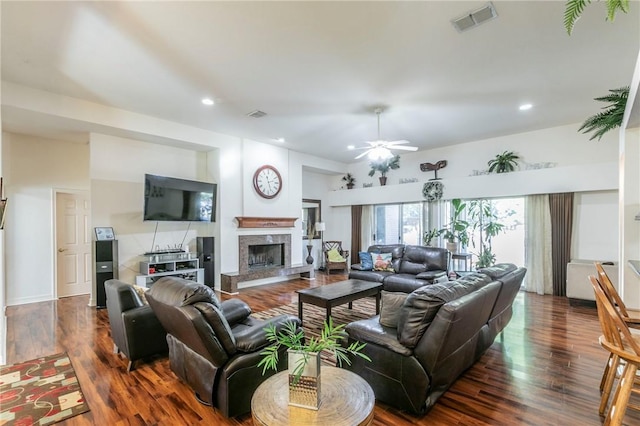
[315,221,326,270]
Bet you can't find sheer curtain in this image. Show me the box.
[361,205,374,251]
[524,194,553,294]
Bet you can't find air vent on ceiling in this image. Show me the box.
[247,110,267,118]
[452,2,498,33]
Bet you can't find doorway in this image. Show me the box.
[55,191,91,298]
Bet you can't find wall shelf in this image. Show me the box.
[235,216,297,228]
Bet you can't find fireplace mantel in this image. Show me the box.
[235,216,297,228]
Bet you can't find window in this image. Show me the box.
[373,202,425,245]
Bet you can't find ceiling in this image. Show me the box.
[2,1,638,164]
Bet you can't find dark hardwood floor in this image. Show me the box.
[4,273,640,425]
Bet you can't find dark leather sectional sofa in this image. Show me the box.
[349,244,449,293]
[343,263,526,415]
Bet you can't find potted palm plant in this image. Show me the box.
[342,173,356,189]
[487,151,520,174]
[439,198,469,253]
[368,155,400,186]
[258,319,370,410]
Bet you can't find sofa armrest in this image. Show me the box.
[415,270,447,282]
[350,263,365,271]
[121,305,168,359]
[234,314,301,353]
[345,317,412,356]
[221,299,252,325]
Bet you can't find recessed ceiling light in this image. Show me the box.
[275,137,285,143]
[519,103,533,111]
[201,98,214,106]
[347,145,355,150]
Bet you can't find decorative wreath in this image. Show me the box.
[422,181,444,202]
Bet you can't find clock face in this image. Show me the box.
[253,165,282,199]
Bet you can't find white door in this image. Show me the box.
[56,192,91,297]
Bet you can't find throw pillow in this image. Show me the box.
[327,248,345,262]
[379,291,408,328]
[358,252,373,270]
[132,284,149,305]
[373,253,394,272]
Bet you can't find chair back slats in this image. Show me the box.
[590,275,640,357]
[323,241,343,253]
[595,262,629,317]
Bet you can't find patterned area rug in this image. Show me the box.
[252,297,377,365]
[0,352,89,426]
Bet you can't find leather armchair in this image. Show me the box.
[104,279,168,371]
[146,276,300,418]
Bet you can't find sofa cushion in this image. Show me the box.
[397,245,428,274]
[373,253,394,272]
[132,284,149,305]
[383,274,430,293]
[328,248,346,262]
[477,263,517,280]
[358,252,373,270]
[149,277,221,308]
[379,291,409,328]
[368,244,404,272]
[397,274,492,348]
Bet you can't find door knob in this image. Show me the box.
[58,248,67,253]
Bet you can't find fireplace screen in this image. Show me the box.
[248,243,284,270]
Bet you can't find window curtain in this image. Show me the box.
[361,205,373,250]
[524,194,553,295]
[549,193,574,296]
[351,205,363,265]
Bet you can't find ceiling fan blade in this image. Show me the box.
[386,140,411,146]
[390,145,418,151]
[354,149,373,160]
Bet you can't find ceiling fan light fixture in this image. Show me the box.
[368,146,393,161]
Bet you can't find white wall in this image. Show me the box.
[3,133,90,305]
[336,122,618,194]
[89,133,217,300]
[572,190,619,261]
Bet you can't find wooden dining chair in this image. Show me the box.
[590,275,640,425]
[595,262,640,326]
[593,263,640,395]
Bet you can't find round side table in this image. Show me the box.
[251,366,375,426]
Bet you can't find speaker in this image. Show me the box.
[197,236,215,288]
[95,240,118,308]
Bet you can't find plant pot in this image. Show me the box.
[446,241,458,254]
[305,245,314,265]
[287,349,321,410]
[346,183,354,189]
[379,176,387,186]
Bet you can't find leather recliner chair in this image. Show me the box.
[145,276,300,418]
[105,279,169,371]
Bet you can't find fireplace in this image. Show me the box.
[239,234,291,274]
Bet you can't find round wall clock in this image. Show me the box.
[253,165,282,199]
[422,181,444,202]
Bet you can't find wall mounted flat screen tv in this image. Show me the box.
[144,174,217,222]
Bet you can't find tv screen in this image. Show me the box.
[144,174,216,222]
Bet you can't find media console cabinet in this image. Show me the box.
[136,252,205,287]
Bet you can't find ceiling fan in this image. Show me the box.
[354,108,418,160]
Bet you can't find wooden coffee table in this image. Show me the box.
[296,279,382,325]
[251,366,375,425]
